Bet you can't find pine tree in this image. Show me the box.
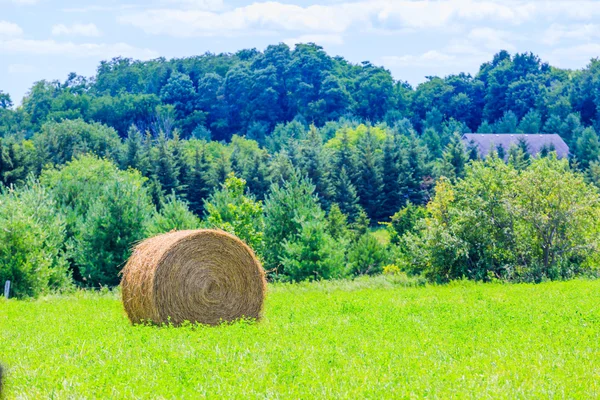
[436,133,469,181]
[326,203,349,240]
[333,167,361,221]
[356,128,384,220]
[575,127,600,170]
[299,126,334,209]
[171,130,189,193]
[399,134,430,205]
[186,146,212,215]
[269,151,294,184]
[123,125,143,171]
[381,135,401,218]
[154,131,180,195]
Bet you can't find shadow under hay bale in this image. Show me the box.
[121,229,266,326]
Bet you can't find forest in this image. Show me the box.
[2,44,600,297]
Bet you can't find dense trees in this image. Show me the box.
[3,46,600,297]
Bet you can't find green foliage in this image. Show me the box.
[326,203,349,240]
[263,171,324,274]
[204,173,264,252]
[281,219,346,282]
[403,156,600,282]
[387,202,428,245]
[0,179,71,298]
[145,193,200,236]
[347,234,389,276]
[34,119,121,168]
[42,155,153,286]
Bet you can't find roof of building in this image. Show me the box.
[462,133,569,159]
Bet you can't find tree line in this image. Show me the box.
[1,45,600,297]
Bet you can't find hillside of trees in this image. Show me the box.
[1,44,600,297]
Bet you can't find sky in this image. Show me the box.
[1,0,600,104]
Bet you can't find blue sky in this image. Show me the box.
[2,0,600,104]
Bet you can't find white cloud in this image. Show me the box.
[544,43,600,68]
[0,21,23,37]
[382,50,456,68]
[161,0,225,11]
[542,24,600,45]
[0,38,158,59]
[8,63,36,74]
[468,27,516,51]
[52,23,102,37]
[283,34,344,47]
[118,0,546,38]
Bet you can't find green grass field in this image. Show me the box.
[1,277,599,399]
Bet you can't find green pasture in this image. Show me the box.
[1,277,599,398]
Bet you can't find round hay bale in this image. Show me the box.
[121,229,266,326]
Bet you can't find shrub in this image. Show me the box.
[263,170,323,273]
[204,173,264,253]
[0,179,71,298]
[42,155,154,286]
[404,155,600,282]
[145,193,200,236]
[348,234,389,276]
[281,219,346,282]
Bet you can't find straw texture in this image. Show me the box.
[121,229,266,326]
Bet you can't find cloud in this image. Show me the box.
[544,43,600,68]
[382,50,457,68]
[0,38,158,59]
[0,21,23,37]
[283,34,344,47]
[52,23,102,37]
[160,0,225,11]
[542,24,600,45]
[118,0,545,38]
[468,27,516,51]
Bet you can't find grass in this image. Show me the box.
[1,277,599,399]
[369,225,390,245]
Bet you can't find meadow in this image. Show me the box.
[1,277,599,399]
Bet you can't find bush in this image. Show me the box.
[403,155,600,282]
[348,234,389,276]
[145,193,200,236]
[281,219,346,282]
[42,155,154,286]
[263,170,324,273]
[0,179,71,298]
[204,173,264,253]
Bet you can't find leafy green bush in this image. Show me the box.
[281,219,346,282]
[145,193,200,236]
[403,155,600,282]
[263,170,324,273]
[347,234,389,276]
[42,155,153,286]
[204,173,264,253]
[0,179,71,298]
[386,202,428,245]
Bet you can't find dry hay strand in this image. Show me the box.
[121,229,266,326]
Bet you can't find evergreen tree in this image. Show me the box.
[186,146,212,215]
[263,170,323,274]
[123,125,144,171]
[399,134,430,205]
[333,167,361,221]
[356,128,384,220]
[436,133,469,181]
[381,135,401,218]
[171,131,189,193]
[154,131,180,195]
[326,203,349,240]
[299,126,333,208]
[574,127,600,169]
[269,151,294,184]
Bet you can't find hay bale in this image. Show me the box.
[121,229,266,326]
